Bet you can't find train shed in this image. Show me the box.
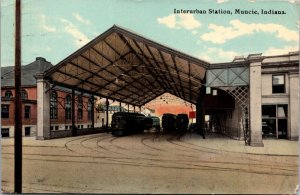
[36,25,299,147]
[38,25,210,138]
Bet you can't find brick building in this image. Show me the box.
[1,57,95,137]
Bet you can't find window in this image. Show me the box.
[1,105,9,118]
[88,98,93,120]
[21,90,28,99]
[212,89,217,96]
[262,104,288,139]
[65,95,72,120]
[4,90,13,98]
[206,87,211,94]
[1,128,9,137]
[78,96,83,120]
[277,105,288,118]
[50,92,58,119]
[272,75,285,93]
[25,127,30,136]
[24,106,30,118]
[262,105,276,118]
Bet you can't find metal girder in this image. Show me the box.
[171,55,185,99]
[143,44,176,94]
[113,26,209,69]
[107,75,161,100]
[91,95,94,127]
[79,42,156,97]
[206,67,249,87]
[115,34,173,102]
[55,67,135,102]
[102,38,160,97]
[157,50,182,98]
[129,38,171,93]
[75,49,132,87]
[117,34,170,93]
[49,80,138,107]
[71,56,147,98]
[91,46,113,63]
[141,90,168,105]
[125,91,161,106]
[71,89,76,136]
[45,25,208,107]
[56,96,66,110]
[188,62,192,103]
[79,50,149,94]
[44,26,120,77]
[119,87,164,104]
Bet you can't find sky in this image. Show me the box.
[0,0,299,67]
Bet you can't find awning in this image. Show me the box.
[44,25,209,106]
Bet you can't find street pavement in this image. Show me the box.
[1,132,299,194]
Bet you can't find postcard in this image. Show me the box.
[1,0,299,194]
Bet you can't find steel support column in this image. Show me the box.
[196,85,206,139]
[91,95,95,128]
[119,102,122,112]
[106,98,109,132]
[72,89,77,136]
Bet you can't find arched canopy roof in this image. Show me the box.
[44,25,209,106]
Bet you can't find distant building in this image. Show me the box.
[95,101,130,127]
[141,108,156,117]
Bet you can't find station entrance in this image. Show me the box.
[37,25,259,146]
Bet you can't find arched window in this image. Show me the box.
[77,96,83,120]
[65,95,72,120]
[21,90,28,99]
[88,97,93,120]
[4,90,13,98]
[50,91,58,119]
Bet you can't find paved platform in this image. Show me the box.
[181,133,299,156]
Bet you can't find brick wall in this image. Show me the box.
[1,87,37,126]
[50,90,93,125]
[1,87,95,137]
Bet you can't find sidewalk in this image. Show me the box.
[181,132,299,156]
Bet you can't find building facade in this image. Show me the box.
[1,57,96,138]
[205,51,299,144]
[260,52,299,140]
[1,87,37,137]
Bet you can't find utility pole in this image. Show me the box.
[14,0,22,193]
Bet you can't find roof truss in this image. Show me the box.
[44,25,209,106]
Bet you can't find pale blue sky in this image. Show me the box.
[1,0,299,67]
